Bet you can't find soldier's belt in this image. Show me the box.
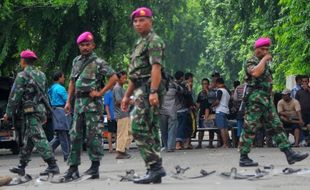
[130,77,150,87]
[23,101,36,113]
[75,91,91,98]
[248,85,270,92]
[24,107,35,113]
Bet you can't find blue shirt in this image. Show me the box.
[48,83,68,107]
[104,90,115,120]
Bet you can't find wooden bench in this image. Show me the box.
[193,120,239,147]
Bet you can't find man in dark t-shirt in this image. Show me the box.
[196,78,214,148]
[295,76,310,145]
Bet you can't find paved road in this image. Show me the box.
[0,147,309,190]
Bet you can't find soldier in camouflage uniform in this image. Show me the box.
[62,32,118,181]
[3,50,60,176]
[239,37,308,167]
[121,7,166,184]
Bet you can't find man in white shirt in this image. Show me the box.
[212,77,230,148]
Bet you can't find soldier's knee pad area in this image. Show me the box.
[266,127,284,136]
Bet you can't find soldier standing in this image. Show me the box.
[121,7,166,184]
[239,37,308,167]
[62,32,118,181]
[3,50,60,176]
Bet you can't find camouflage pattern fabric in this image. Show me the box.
[129,30,165,168]
[244,55,272,93]
[70,52,115,114]
[131,87,162,168]
[6,66,54,163]
[129,30,165,85]
[68,52,114,165]
[239,56,290,154]
[20,115,53,163]
[67,112,104,165]
[6,66,47,120]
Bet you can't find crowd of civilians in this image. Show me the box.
[48,70,310,160]
[159,72,310,152]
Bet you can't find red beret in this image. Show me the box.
[20,50,38,59]
[255,37,271,49]
[76,31,94,44]
[131,7,152,21]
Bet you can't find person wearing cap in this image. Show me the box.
[121,7,166,184]
[3,50,60,176]
[61,31,118,181]
[239,37,308,167]
[277,89,304,147]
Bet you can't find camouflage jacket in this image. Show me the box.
[129,30,165,87]
[70,52,115,113]
[245,55,273,94]
[6,65,47,122]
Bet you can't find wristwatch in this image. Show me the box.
[150,88,158,94]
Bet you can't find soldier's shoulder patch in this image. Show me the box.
[72,55,81,65]
[18,71,28,78]
[149,35,164,49]
[95,57,104,64]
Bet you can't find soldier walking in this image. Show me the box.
[62,32,118,181]
[239,37,308,167]
[121,7,166,184]
[3,50,60,176]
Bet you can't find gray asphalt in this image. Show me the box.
[0,146,310,190]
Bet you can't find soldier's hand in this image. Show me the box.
[149,93,159,107]
[3,113,9,123]
[298,120,304,127]
[89,90,101,98]
[129,99,135,105]
[263,54,272,62]
[121,96,130,112]
[64,102,71,114]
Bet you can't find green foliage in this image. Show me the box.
[199,0,309,89]
[0,0,309,90]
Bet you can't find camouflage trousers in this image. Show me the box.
[20,114,54,163]
[67,112,104,166]
[240,91,290,154]
[131,87,162,169]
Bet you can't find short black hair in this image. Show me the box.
[215,77,225,84]
[53,71,64,81]
[233,80,240,88]
[211,72,220,77]
[201,78,209,83]
[174,71,184,80]
[117,70,127,78]
[295,75,303,82]
[301,75,309,81]
[23,58,36,65]
[185,72,194,80]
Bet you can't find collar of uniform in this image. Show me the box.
[252,55,260,63]
[136,29,154,45]
[24,65,34,72]
[77,52,97,61]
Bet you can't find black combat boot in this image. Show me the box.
[9,161,27,176]
[63,165,80,181]
[283,149,309,165]
[133,162,166,184]
[83,161,99,179]
[239,154,259,167]
[40,158,60,176]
